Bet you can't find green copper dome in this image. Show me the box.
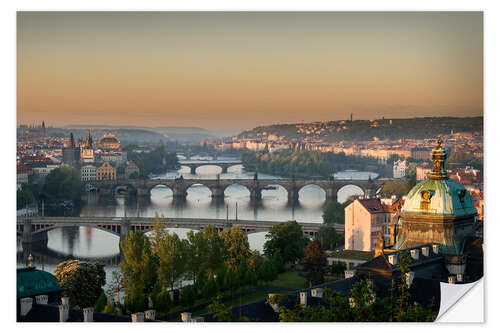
[17,267,63,298]
[401,178,477,216]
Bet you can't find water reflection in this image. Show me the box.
[18,167,378,290]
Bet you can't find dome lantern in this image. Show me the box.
[428,137,448,180]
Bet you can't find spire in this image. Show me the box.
[69,133,75,148]
[428,137,448,180]
[85,129,93,147]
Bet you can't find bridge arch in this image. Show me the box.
[113,183,138,196]
[298,184,327,203]
[30,224,122,238]
[260,183,289,203]
[186,183,213,201]
[191,164,223,175]
[336,184,365,203]
[223,183,251,198]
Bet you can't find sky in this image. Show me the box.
[17,12,483,133]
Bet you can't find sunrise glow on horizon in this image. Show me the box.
[17,12,483,131]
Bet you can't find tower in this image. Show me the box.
[62,132,80,169]
[394,138,477,274]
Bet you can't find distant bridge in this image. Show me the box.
[17,216,345,244]
[179,160,242,174]
[86,177,384,203]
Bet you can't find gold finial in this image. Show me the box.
[27,253,33,268]
[428,137,448,180]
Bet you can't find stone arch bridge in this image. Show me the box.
[179,160,242,175]
[88,177,384,203]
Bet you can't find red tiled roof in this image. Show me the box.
[358,198,391,214]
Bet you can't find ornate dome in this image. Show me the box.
[401,178,476,216]
[401,138,477,217]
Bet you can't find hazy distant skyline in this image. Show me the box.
[17,12,483,132]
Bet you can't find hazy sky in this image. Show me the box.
[17,12,483,132]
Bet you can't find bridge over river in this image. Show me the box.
[87,177,385,203]
[179,160,242,174]
[17,216,344,244]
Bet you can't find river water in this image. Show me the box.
[17,159,378,291]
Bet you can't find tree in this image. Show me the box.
[157,231,186,291]
[151,212,167,255]
[380,179,416,198]
[207,294,233,322]
[185,230,208,282]
[42,165,83,203]
[17,183,36,210]
[201,225,226,275]
[180,285,197,307]
[54,260,106,308]
[301,240,327,285]
[315,225,341,251]
[124,285,147,313]
[106,270,125,304]
[322,202,346,224]
[94,291,108,312]
[202,275,218,299]
[264,221,308,265]
[120,232,157,296]
[221,226,250,271]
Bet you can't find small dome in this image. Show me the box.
[401,137,477,217]
[401,178,476,216]
[17,267,63,298]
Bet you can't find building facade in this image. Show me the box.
[96,161,116,181]
[393,159,408,178]
[344,198,392,251]
[80,164,97,181]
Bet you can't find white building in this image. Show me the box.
[80,164,97,181]
[393,159,408,178]
[344,198,393,251]
[32,164,59,182]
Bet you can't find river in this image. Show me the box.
[17,160,378,292]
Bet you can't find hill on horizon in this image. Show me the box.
[236,116,483,142]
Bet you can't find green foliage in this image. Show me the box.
[103,300,115,314]
[54,260,106,308]
[94,291,108,313]
[264,221,309,264]
[124,285,148,313]
[277,278,437,322]
[119,232,157,295]
[242,150,378,178]
[42,165,83,203]
[17,183,37,210]
[201,225,226,275]
[221,226,250,271]
[207,294,233,322]
[157,231,186,290]
[257,258,278,283]
[380,179,416,198]
[180,285,197,307]
[322,202,346,224]
[315,225,341,250]
[153,288,172,313]
[185,230,208,281]
[128,141,178,176]
[201,275,218,300]
[301,240,327,285]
